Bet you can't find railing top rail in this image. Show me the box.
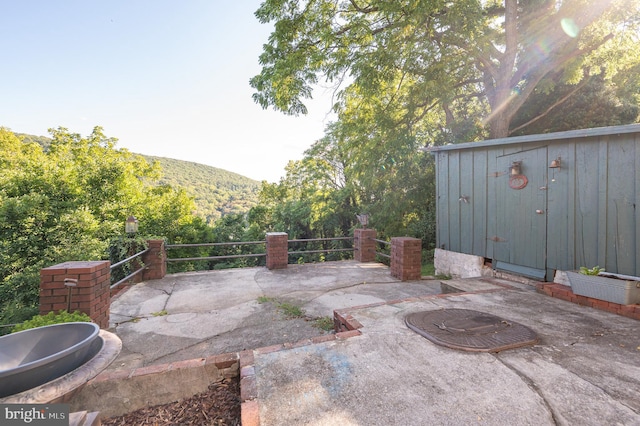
[372,238,391,245]
[166,253,267,262]
[289,237,353,243]
[110,266,146,289]
[167,241,265,248]
[110,248,150,270]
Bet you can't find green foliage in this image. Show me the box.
[252,0,640,139]
[257,296,273,304]
[580,266,605,276]
[313,316,335,332]
[108,236,150,285]
[144,156,260,225]
[276,302,305,319]
[510,74,639,136]
[421,263,436,277]
[12,310,92,333]
[0,127,206,329]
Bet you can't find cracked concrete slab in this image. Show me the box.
[254,283,640,426]
[104,261,639,425]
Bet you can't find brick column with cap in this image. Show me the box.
[390,237,422,281]
[354,228,376,262]
[40,261,111,328]
[266,232,288,270]
[142,239,166,281]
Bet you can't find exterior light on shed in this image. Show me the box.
[125,215,139,235]
[510,161,522,175]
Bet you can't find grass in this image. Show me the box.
[256,296,305,318]
[313,316,335,332]
[256,296,334,331]
[421,263,436,276]
[277,302,305,318]
[421,263,451,280]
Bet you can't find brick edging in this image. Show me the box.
[537,283,640,320]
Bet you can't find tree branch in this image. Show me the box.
[508,75,591,135]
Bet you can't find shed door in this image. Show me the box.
[493,148,548,279]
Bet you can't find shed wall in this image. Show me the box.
[434,128,639,278]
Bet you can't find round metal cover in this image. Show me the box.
[405,309,538,352]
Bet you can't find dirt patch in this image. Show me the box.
[102,377,240,425]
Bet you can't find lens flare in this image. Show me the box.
[561,18,580,38]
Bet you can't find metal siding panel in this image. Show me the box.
[531,147,548,268]
[459,151,474,254]
[485,148,499,259]
[448,152,462,252]
[605,137,636,275]
[636,133,640,276]
[598,138,609,269]
[574,139,601,269]
[472,150,488,257]
[546,143,573,271]
[436,153,450,251]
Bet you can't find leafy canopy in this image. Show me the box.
[0,127,205,327]
[252,0,640,139]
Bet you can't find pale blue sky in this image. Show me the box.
[0,1,335,182]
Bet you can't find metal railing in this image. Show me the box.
[164,237,354,267]
[372,238,391,260]
[288,237,354,256]
[165,241,266,263]
[110,248,150,289]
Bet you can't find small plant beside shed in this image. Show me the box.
[566,267,640,305]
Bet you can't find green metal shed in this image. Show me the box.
[425,124,640,281]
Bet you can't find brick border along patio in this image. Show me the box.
[537,283,640,321]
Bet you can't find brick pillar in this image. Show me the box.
[40,261,111,329]
[354,228,376,262]
[391,237,422,281]
[266,232,288,270]
[142,239,166,281]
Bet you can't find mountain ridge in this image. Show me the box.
[15,132,260,224]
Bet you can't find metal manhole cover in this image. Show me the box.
[405,309,538,352]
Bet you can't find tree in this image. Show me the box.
[251,0,640,140]
[0,127,206,328]
[510,73,639,135]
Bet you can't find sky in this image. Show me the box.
[0,1,337,182]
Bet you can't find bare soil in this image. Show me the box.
[101,377,240,425]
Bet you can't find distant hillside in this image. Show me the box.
[143,156,260,224]
[14,132,260,224]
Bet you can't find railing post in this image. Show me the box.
[354,228,376,262]
[390,237,422,281]
[40,261,111,329]
[266,232,288,270]
[142,239,167,281]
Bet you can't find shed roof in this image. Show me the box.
[422,123,640,153]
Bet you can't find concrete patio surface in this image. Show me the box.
[99,261,639,425]
[108,261,450,369]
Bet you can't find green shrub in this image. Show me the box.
[579,266,605,275]
[12,310,93,333]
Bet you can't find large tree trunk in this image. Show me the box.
[484,0,518,140]
[489,113,511,139]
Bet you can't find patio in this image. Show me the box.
[68,261,640,425]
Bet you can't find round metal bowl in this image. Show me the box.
[0,322,100,398]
